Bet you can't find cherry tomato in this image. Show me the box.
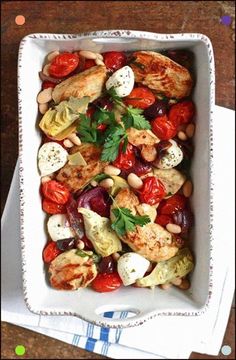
[138,176,166,205]
[91,272,122,292]
[103,51,126,72]
[42,81,56,89]
[124,87,155,109]
[155,214,172,226]
[43,241,62,263]
[151,115,178,140]
[96,123,107,131]
[158,194,187,215]
[113,143,136,170]
[84,59,96,70]
[49,52,80,78]
[42,180,70,205]
[42,198,67,214]
[169,100,195,126]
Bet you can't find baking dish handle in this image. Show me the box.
[77,304,157,328]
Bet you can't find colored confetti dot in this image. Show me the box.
[221,345,232,356]
[15,345,26,356]
[220,15,232,26]
[15,15,25,26]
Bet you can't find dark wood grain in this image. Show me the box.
[1,1,235,359]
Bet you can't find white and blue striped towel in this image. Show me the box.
[1,106,235,359]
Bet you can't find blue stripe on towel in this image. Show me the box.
[85,337,97,352]
[72,334,81,346]
[100,312,113,342]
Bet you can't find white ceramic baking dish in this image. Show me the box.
[18,30,215,328]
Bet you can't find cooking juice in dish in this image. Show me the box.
[37,49,195,292]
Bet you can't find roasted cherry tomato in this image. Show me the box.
[113,143,136,170]
[168,100,195,126]
[42,81,56,89]
[49,52,80,78]
[42,198,67,214]
[91,272,122,292]
[43,241,62,263]
[158,194,187,215]
[155,214,172,226]
[42,180,70,205]
[124,87,156,109]
[138,176,166,205]
[84,59,96,70]
[103,51,126,71]
[96,123,107,131]
[151,115,178,140]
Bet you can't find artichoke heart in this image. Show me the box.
[39,96,90,140]
[110,176,129,196]
[78,208,122,257]
[136,248,194,287]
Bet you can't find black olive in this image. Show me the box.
[143,100,168,120]
[56,237,76,251]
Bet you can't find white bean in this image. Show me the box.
[104,165,121,176]
[63,139,74,148]
[185,123,195,138]
[99,178,114,189]
[112,252,120,261]
[47,50,60,62]
[41,176,51,183]
[177,131,188,141]
[183,180,193,198]
[77,240,85,250]
[166,223,182,234]
[42,63,51,76]
[90,180,98,187]
[127,173,143,189]
[79,50,97,59]
[39,102,49,115]
[96,53,103,60]
[95,58,105,66]
[67,133,81,146]
[37,88,52,104]
[160,283,172,290]
[171,277,182,286]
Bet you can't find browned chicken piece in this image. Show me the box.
[113,188,140,215]
[130,51,193,99]
[141,144,157,162]
[153,168,186,198]
[49,249,97,290]
[127,128,159,147]
[127,128,159,162]
[56,143,107,192]
[112,188,180,262]
[122,223,179,262]
[52,65,107,104]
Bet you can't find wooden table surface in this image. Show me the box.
[1,1,235,359]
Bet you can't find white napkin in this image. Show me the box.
[1,105,235,359]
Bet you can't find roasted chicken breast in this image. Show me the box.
[112,188,180,262]
[52,65,107,103]
[56,143,107,192]
[49,249,97,290]
[127,128,159,162]
[130,51,193,99]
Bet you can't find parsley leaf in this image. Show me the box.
[106,87,123,106]
[101,126,127,162]
[122,106,151,130]
[93,173,110,182]
[93,107,117,126]
[77,114,98,143]
[111,207,151,236]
